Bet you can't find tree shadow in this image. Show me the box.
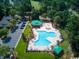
[3,36,11,43]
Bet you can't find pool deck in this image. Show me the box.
[28,22,63,51]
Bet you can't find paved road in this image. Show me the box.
[4,21,28,48]
[0,16,11,27]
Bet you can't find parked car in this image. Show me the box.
[11,26,18,33]
[20,23,25,29]
[21,17,27,22]
[17,21,21,24]
[23,22,26,24]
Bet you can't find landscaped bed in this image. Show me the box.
[23,23,33,40]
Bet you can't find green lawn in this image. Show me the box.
[23,23,33,40]
[16,39,54,59]
[31,0,42,10]
[15,24,69,59]
[23,22,32,35]
[60,29,69,52]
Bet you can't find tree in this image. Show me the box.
[0,28,9,39]
[70,0,79,10]
[54,10,69,29]
[53,16,61,28]
[8,19,17,30]
[32,10,40,19]
[0,4,5,20]
[71,35,79,57]
[5,7,11,16]
[9,8,16,17]
[66,14,79,57]
[19,0,32,16]
[0,45,10,58]
[47,9,56,19]
[66,14,79,32]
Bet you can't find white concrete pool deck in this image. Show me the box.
[28,22,63,51]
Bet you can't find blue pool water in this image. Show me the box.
[34,30,56,46]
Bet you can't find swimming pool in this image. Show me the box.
[34,30,56,46]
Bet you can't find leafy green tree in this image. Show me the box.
[71,35,79,57]
[32,10,40,19]
[57,1,67,11]
[66,14,79,32]
[5,7,11,16]
[9,19,17,30]
[9,8,16,17]
[0,28,9,38]
[47,10,56,19]
[70,0,79,10]
[19,0,32,16]
[0,45,10,58]
[53,16,61,28]
[66,14,79,56]
[0,5,5,20]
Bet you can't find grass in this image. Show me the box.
[16,39,54,59]
[60,29,69,52]
[23,23,32,35]
[15,23,69,59]
[59,29,70,59]
[31,0,42,10]
[23,23,33,40]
